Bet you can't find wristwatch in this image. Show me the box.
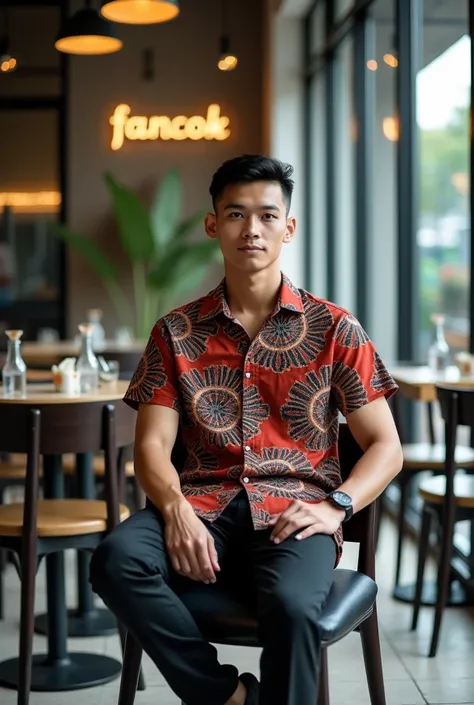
[327,490,353,523]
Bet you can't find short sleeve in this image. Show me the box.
[331,314,398,417]
[123,321,181,413]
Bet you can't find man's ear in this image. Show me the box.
[283,217,296,243]
[205,212,218,240]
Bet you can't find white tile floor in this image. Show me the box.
[1,518,474,705]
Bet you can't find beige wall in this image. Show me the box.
[67,0,265,337]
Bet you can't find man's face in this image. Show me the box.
[205,181,296,273]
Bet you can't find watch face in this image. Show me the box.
[331,491,352,508]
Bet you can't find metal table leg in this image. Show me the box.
[34,453,117,638]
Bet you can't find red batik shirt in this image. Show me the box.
[124,273,398,563]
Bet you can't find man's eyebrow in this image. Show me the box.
[223,203,281,211]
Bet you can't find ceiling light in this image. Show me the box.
[55,1,122,55]
[217,2,237,72]
[383,53,399,68]
[218,36,238,71]
[100,0,180,25]
[0,12,16,73]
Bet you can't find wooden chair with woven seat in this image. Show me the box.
[411,384,474,658]
[390,393,474,594]
[0,402,130,705]
[117,425,387,705]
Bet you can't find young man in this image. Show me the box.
[90,155,403,705]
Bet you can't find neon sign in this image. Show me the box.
[109,103,231,150]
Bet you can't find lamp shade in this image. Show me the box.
[55,7,122,55]
[101,0,179,25]
[0,36,16,73]
[218,35,238,71]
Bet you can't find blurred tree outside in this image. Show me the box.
[419,101,470,343]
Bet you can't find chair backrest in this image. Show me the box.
[437,385,474,430]
[168,423,376,579]
[435,385,474,528]
[0,401,131,546]
[0,399,136,455]
[338,424,376,578]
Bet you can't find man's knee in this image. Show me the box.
[263,586,324,631]
[89,528,140,596]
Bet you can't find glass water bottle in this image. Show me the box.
[87,308,106,349]
[2,329,27,397]
[76,323,99,393]
[427,313,450,373]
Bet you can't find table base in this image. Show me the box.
[393,580,470,606]
[0,653,121,692]
[34,607,117,638]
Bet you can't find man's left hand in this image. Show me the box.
[269,500,345,544]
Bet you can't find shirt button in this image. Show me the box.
[245,372,251,379]
[245,445,251,452]
[243,477,250,484]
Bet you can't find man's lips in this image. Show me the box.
[239,246,264,251]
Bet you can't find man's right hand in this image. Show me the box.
[163,499,220,584]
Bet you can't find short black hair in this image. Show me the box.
[209,154,295,213]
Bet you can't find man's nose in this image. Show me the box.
[243,215,261,237]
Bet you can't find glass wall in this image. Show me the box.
[417,4,471,359]
[304,0,472,361]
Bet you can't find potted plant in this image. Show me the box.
[54,170,221,340]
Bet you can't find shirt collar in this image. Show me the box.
[200,273,305,320]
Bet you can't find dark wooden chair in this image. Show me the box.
[116,424,387,705]
[411,385,474,657]
[389,393,474,596]
[0,401,132,705]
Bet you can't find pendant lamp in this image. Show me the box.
[55,0,122,55]
[100,0,180,25]
[217,0,237,71]
[0,9,16,73]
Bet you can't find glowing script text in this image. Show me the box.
[109,103,231,150]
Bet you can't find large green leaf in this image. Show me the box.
[147,240,221,294]
[104,172,155,262]
[173,209,206,242]
[53,224,118,282]
[149,170,182,250]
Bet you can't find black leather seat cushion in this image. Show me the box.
[175,568,377,648]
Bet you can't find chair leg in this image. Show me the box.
[360,606,386,705]
[411,506,431,631]
[17,545,37,705]
[0,548,5,620]
[394,476,409,588]
[317,648,329,705]
[0,487,5,620]
[118,630,144,705]
[429,511,454,658]
[374,495,383,553]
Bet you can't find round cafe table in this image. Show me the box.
[21,340,144,368]
[0,381,133,691]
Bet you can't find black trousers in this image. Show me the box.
[89,493,336,705]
